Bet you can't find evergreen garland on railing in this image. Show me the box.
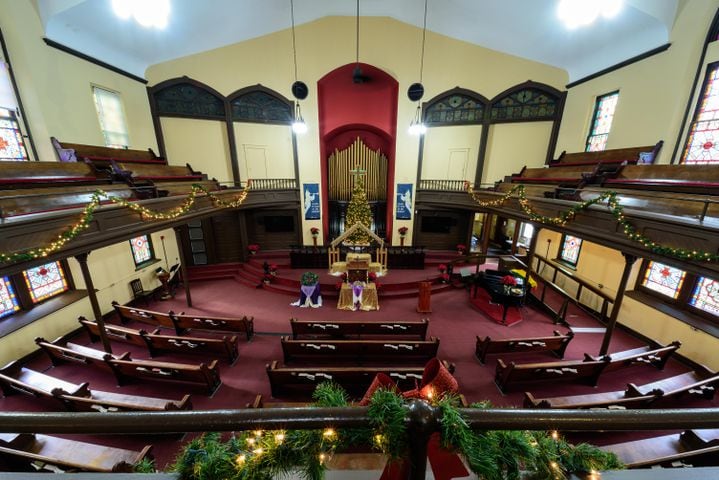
[172,382,621,480]
[466,182,719,262]
[0,183,251,265]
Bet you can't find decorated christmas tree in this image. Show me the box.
[344,168,373,244]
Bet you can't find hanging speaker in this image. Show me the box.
[407,82,424,101]
[292,81,309,100]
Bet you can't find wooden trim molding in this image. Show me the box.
[43,38,148,84]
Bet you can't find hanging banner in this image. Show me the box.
[396,183,413,220]
[303,183,320,220]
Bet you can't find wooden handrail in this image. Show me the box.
[534,253,614,303]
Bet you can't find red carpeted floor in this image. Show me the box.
[1,253,714,470]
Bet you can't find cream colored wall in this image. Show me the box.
[555,1,719,162]
[482,122,554,185]
[0,0,157,162]
[233,123,294,180]
[534,228,719,370]
[147,16,567,245]
[0,229,179,366]
[161,117,233,183]
[421,125,481,181]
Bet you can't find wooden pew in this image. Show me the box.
[475,330,573,364]
[0,184,136,219]
[280,336,440,364]
[290,318,429,340]
[551,142,662,167]
[79,317,239,363]
[523,388,658,410]
[604,164,719,194]
[584,341,680,373]
[0,160,107,188]
[600,429,719,468]
[57,389,192,413]
[35,337,221,395]
[112,302,254,340]
[627,369,719,404]
[155,179,222,196]
[266,360,454,398]
[0,433,152,473]
[113,161,203,182]
[52,136,165,165]
[0,361,89,400]
[494,357,609,393]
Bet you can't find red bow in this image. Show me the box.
[359,359,469,480]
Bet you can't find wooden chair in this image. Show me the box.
[129,279,154,306]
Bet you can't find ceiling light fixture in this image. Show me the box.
[408,0,429,135]
[289,0,308,134]
[557,0,623,29]
[112,0,170,29]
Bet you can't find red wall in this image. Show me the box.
[317,63,398,238]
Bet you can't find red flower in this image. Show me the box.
[501,275,517,286]
[368,272,377,282]
[248,244,260,252]
[269,264,278,272]
[263,273,273,282]
[438,264,447,273]
[310,227,320,235]
[456,244,467,252]
[398,226,408,235]
[335,281,344,290]
[440,273,450,282]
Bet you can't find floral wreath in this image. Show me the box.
[301,271,320,286]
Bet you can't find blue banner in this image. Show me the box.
[303,183,320,220]
[396,183,413,220]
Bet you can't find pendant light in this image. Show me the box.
[290,0,308,134]
[408,0,428,135]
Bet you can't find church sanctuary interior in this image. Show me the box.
[4,0,719,478]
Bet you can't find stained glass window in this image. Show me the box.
[22,262,69,304]
[93,86,129,148]
[130,235,154,265]
[559,235,583,266]
[641,261,686,299]
[0,276,20,318]
[585,91,619,152]
[689,276,719,317]
[0,107,28,161]
[682,63,719,164]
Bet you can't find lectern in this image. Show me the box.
[417,281,432,313]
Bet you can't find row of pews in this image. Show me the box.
[0,137,222,219]
[0,301,255,472]
[267,318,454,398]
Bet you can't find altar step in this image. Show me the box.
[187,263,243,282]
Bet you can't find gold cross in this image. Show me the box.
[350,163,366,186]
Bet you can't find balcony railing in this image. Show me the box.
[241,178,298,190]
[418,179,468,191]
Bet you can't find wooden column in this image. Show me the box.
[522,226,540,305]
[599,253,637,356]
[74,253,112,354]
[174,226,193,307]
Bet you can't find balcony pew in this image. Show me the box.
[584,341,681,373]
[35,337,221,395]
[475,330,573,364]
[600,429,719,468]
[290,318,429,340]
[280,336,440,365]
[52,136,165,165]
[0,160,108,189]
[0,361,89,401]
[551,142,662,167]
[113,161,202,182]
[509,164,604,187]
[266,360,454,398]
[112,301,254,340]
[79,317,239,363]
[494,357,609,393]
[603,164,719,194]
[0,433,152,473]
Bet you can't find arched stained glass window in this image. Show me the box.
[155,83,225,119]
[22,261,69,304]
[689,276,719,317]
[0,276,20,318]
[130,235,154,266]
[230,91,292,124]
[682,63,719,164]
[424,91,486,125]
[490,88,558,122]
[585,91,619,152]
[641,261,686,299]
[0,107,28,161]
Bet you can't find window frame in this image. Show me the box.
[0,260,75,323]
[585,90,619,152]
[556,234,583,268]
[129,234,157,268]
[635,259,719,326]
[680,60,719,164]
[92,85,130,149]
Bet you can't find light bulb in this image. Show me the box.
[409,122,426,135]
[292,120,308,134]
[557,0,601,29]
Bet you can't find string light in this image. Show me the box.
[235,454,246,466]
[323,428,336,439]
[246,437,255,446]
[252,447,264,456]
[274,432,285,444]
[0,183,251,265]
[465,182,719,263]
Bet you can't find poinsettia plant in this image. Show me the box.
[501,275,518,286]
[247,244,260,253]
[398,226,408,236]
[368,272,377,282]
[440,273,450,283]
[456,244,467,253]
[438,264,447,273]
[310,227,320,236]
[269,264,278,274]
[301,271,319,286]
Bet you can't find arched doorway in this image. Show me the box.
[317,63,398,240]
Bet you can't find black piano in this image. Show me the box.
[473,269,527,325]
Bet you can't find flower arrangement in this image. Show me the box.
[440,273,450,283]
[368,272,377,282]
[248,244,260,254]
[310,227,320,236]
[501,275,518,286]
[301,271,319,286]
[335,281,344,290]
[438,264,447,273]
[263,273,273,284]
[511,269,537,288]
[398,226,408,236]
[269,264,278,275]
[456,244,466,254]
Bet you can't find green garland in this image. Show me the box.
[0,183,250,265]
[466,183,719,262]
[172,382,621,480]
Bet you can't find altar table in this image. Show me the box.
[337,282,379,311]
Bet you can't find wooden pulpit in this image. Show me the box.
[417,281,432,313]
